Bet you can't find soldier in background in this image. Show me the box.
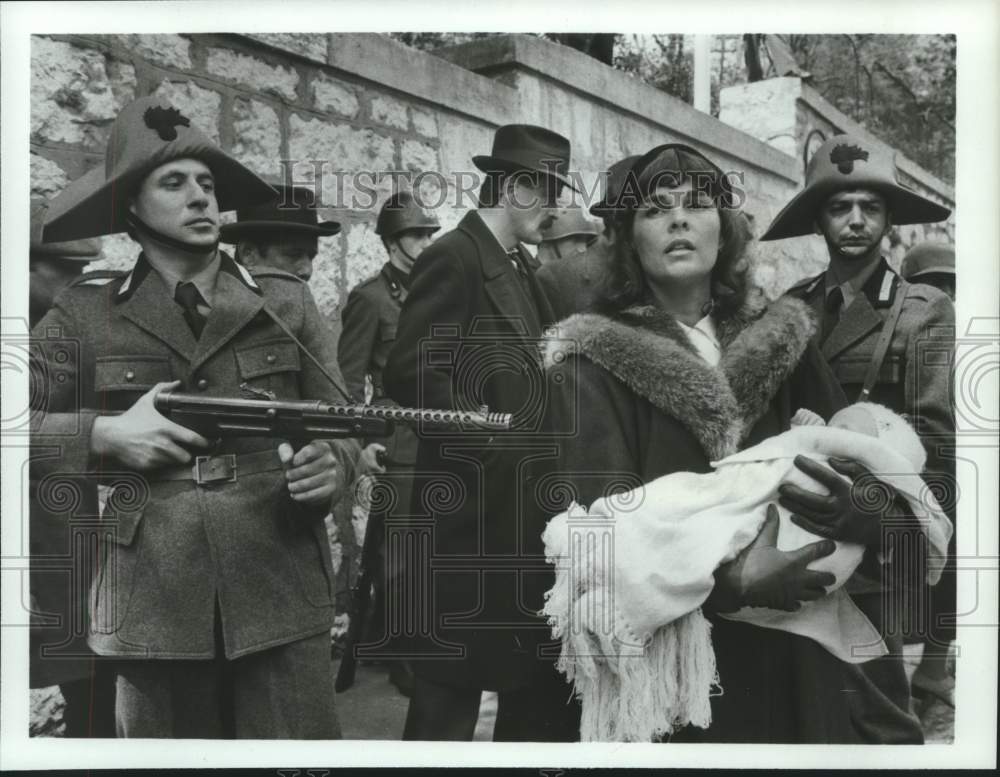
[534,207,601,268]
[337,190,441,697]
[901,242,955,302]
[28,197,117,737]
[534,155,639,320]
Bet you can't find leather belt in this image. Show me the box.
[148,449,283,485]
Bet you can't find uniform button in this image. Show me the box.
[124,370,135,382]
[197,379,209,391]
[266,353,276,364]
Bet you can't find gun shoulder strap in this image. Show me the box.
[262,304,354,403]
[858,283,909,401]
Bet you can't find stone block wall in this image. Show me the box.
[30,33,953,314]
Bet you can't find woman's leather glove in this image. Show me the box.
[779,455,906,547]
[707,504,837,613]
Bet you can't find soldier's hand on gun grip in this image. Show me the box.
[91,380,212,471]
[708,504,837,613]
[779,455,894,547]
[357,443,387,477]
[279,441,341,506]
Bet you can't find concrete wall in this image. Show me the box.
[30,34,954,313]
[720,77,955,275]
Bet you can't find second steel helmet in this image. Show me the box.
[375,191,441,239]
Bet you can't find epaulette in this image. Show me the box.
[786,272,824,297]
[69,269,127,287]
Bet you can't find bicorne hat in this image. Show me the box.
[30,197,100,260]
[43,95,277,243]
[219,186,340,243]
[760,134,951,242]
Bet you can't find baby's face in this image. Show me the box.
[829,406,879,438]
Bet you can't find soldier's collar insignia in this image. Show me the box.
[222,252,262,295]
[144,106,191,141]
[830,143,869,175]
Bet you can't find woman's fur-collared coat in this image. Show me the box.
[537,289,859,743]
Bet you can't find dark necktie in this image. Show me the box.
[174,281,207,339]
[822,285,844,342]
[508,248,532,294]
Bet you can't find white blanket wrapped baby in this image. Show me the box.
[541,402,952,742]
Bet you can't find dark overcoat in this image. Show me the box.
[30,252,359,660]
[383,210,557,692]
[536,291,859,743]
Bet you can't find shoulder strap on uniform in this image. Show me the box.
[859,281,910,401]
[260,304,354,403]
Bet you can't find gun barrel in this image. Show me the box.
[153,391,513,435]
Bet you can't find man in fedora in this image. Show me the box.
[221,184,340,283]
[761,133,955,743]
[533,155,639,319]
[31,95,359,738]
[383,125,577,741]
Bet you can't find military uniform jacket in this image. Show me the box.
[30,252,359,660]
[786,257,955,480]
[338,263,407,403]
[383,210,557,692]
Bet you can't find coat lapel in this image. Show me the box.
[189,267,265,373]
[821,292,882,361]
[117,260,198,360]
[462,212,542,337]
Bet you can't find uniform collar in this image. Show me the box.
[824,253,883,312]
[117,250,260,303]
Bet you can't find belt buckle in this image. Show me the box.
[194,454,238,485]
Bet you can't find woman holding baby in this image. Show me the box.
[535,144,897,743]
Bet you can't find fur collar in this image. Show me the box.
[542,288,816,460]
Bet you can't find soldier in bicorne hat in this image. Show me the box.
[761,133,956,743]
[383,124,577,741]
[32,96,359,738]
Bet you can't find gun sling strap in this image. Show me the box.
[262,304,354,404]
[858,283,910,402]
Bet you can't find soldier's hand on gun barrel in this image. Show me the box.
[278,441,342,506]
[91,381,212,471]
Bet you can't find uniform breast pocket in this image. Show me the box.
[234,339,301,397]
[379,320,398,343]
[94,356,173,409]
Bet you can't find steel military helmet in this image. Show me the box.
[901,242,955,281]
[539,207,601,244]
[43,95,277,242]
[760,133,951,241]
[375,191,441,239]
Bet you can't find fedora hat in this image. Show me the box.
[375,190,441,238]
[43,95,277,243]
[30,197,100,261]
[220,186,340,243]
[472,124,579,191]
[901,242,955,281]
[539,207,601,243]
[760,134,951,242]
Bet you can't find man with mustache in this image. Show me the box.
[383,125,575,741]
[761,134,955,744]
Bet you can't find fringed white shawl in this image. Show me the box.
[541,425,952,743]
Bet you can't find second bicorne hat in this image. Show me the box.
[760,134,951,241]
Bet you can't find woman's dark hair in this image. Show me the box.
[594,193,753,318]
